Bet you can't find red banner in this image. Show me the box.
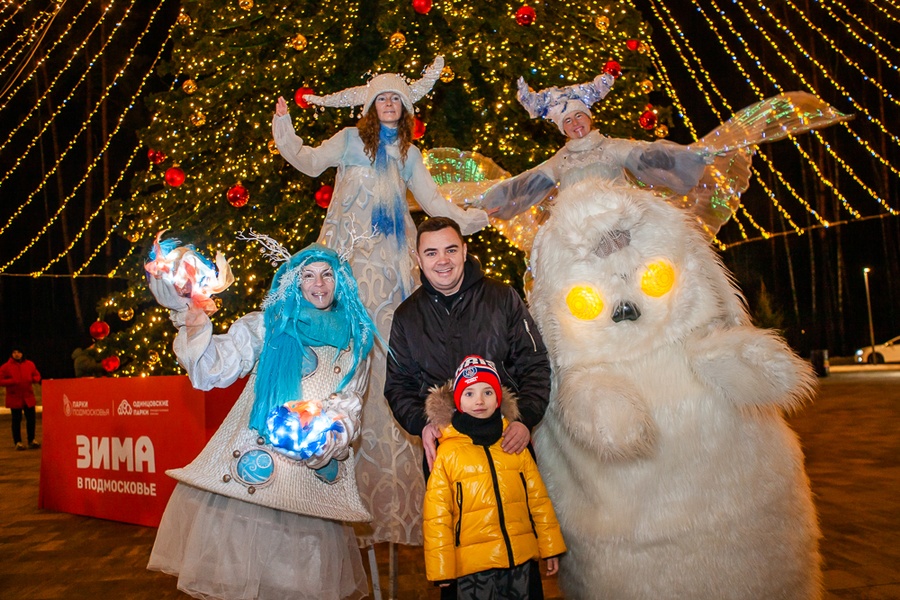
[39,376,244,527]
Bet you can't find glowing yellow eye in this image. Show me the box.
[641,261,675,297]
[566,285,604,320]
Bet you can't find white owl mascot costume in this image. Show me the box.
[529,181,821,599]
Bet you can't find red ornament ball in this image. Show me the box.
[626,39,641,51]
[147,148,167,165]
[294,87,314,108]
[603,60,622,78]
[639,109,658,130]
[515,5,536,26]
[314,185,334,209]
[164,166,185,187]
[90,320,110,340]
[102,355,120,373]
[412,0,432,14]
[413,117,426,140]
[227,183,249,207]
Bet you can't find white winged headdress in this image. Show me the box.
[303,56,445,115]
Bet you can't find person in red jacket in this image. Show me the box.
[0,347,42,450]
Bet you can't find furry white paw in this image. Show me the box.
[555,366,657,460]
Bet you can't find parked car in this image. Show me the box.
[855,335,900,364]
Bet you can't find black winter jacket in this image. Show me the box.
[385,256,550,438]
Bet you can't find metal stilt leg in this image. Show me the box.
[367,545,382,600]
[388,542,398,600]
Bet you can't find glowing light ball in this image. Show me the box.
[566,285,604,320]
[641,261,675,297]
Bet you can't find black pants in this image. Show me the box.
[11,406,36,444]
[442,560,544,600]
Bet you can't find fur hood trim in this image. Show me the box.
[425,382,521,429]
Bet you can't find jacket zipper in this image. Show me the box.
[485,446,515,568]
[520,472,537,537]
[455,481,463,547]
[523,319,537,352]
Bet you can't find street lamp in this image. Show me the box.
[863,267,877,363]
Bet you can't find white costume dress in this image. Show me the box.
[273,115,489,546]
[148,310,369,600]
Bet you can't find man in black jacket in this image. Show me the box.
[385,216,551,473]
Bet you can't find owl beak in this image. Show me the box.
[611,300,641,323]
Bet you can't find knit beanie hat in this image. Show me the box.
[453,355,502,411]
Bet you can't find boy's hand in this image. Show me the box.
[500,421,530,454]
[545,556,559,576]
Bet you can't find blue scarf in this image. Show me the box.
[371,125,408,250]
[249,245,377,438]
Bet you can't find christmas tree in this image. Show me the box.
[96,0,660,376]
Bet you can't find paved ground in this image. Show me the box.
[0,367,897,599]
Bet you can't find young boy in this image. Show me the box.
[423,355,566,599]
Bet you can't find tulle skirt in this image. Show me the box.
[148,483,369,600]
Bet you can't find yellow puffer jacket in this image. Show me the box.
[422,383,566,581]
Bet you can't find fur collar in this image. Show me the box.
[425,381,521,429]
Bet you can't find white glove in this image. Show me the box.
[305,393,361,469]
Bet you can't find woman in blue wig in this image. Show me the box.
[272,57,488,548]
[147,240,375,600]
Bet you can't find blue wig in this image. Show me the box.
[249,244,378,438]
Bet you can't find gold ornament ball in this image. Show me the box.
[267,139,280,155]
[191,111,206,126]
[638,42,649,54]
[440,66,455,83]
[239,0,254,10]
[640,79,654,93]
[182,79,197,94]
[177,12,191,25]
[148,350,160,365]
[595,15,610,32]
[117,307,134,321]
[389,32,406,49]
[290,34,307,51]
[654,124,669,138]
[215,297,224,309]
